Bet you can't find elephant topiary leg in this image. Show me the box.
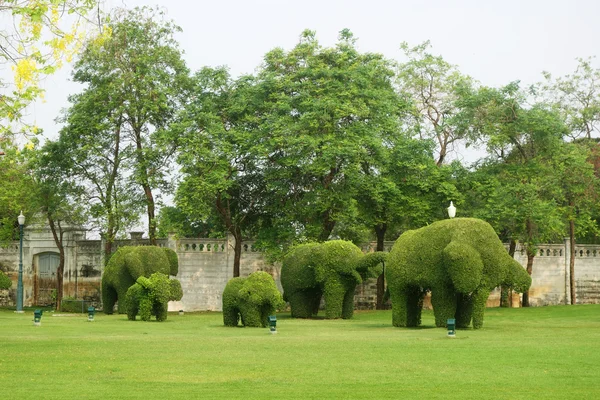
[154,302,168,322]
[390,287,409,327]
[288,290,320,318]
[323,278,346,319]
[455,293,473,328]
[471,288,491,329]
[223,305,240,326]
[406,287,425,327]
[102,282,117,315]
[341,288,356,319]
[431,285,457,328]
[138,296,153,321]
[240,305,263,327]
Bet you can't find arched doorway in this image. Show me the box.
[34,252,59,306]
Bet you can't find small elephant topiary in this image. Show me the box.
[281,240,386,319]
[222,271,284,327]
[386,218,531,329]
[124,272,183,321]
[102,246,179,314]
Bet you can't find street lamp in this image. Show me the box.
[447,201,456,219]
[16,211,25,313]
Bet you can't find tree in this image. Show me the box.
[1,0,102,140]
[355,137,460,308]
[0,146,37,243]
[540,57,600,140]
[32,140,87,310]
[459,83,568,306]
[175,67,264,277]
[255,29,404,243]
[71,6,191,245]
[550,141,600,304]
[397,41,475,166]
[156,206,221,239]
[54,86,141,264]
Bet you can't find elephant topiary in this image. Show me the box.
[222,271,284,327]
[124,272,183,321]
[281,240,386,319]
[386,218,531,329]
[102,246,179,314]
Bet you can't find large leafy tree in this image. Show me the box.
[53,85,141,264]
[460,83,568,306]
[255,29,404,243]
[174,67,264,277]
[540,57,600,140]
[397,41,475,166]
[32,141,87,310]
[71,6,191,244]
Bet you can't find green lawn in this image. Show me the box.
[1,305,599,399]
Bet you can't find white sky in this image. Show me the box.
[26,0,600,154]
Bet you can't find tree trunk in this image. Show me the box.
[134,129,157,246]
[47,215,65,311]
[500,239,517,308]
[318,209,336,242]
[233,232,242,278]
[522,248,535,307]
[569,218,576,305]
[374,223,387,310]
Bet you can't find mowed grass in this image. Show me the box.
[1,305,599,399]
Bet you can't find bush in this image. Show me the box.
[386,218,532,329]
[222,271,283,327]
[102,246,179,314]
[0,271,11,290]
[281,240,386,319]
[124,273,183,322]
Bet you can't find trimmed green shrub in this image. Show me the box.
[281,240,386,319]
[102,246,179,314]
[125,272,183,322]
[0,271,11,290]
[222,271,283,327]
[386,218,531,329]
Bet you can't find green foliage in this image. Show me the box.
[156,206,222,239]
[222,271,283,327]
[102,246,179,314]
[254,29,406,244]
[281,240,385,319]
[125,272,183,322]
[0,271,12,290]
[386,218,531,329]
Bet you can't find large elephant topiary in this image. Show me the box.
[281,240,386,319]
[125,272,183,321]
[102,246,179,314]
[386,218,531,329]
[222,271,284,327]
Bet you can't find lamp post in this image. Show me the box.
[447,201,456,219]
[16,211,25,313]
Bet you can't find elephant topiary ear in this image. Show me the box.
[169,279,183,301]
[163,248,179,276]
[443,241,483,293]
[136,276,152,290]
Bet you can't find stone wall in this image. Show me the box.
[1,228,599,311]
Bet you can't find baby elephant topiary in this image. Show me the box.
[222,271,284,327]
[386,218,531,329]
[102,246,179,314]
[280,240,386,319]
[125,272,183,321]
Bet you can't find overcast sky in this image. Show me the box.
[28,0,600,148]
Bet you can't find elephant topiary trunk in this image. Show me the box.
[222,271,284,327]
[281,240,386,319]
[386,218,531,329]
